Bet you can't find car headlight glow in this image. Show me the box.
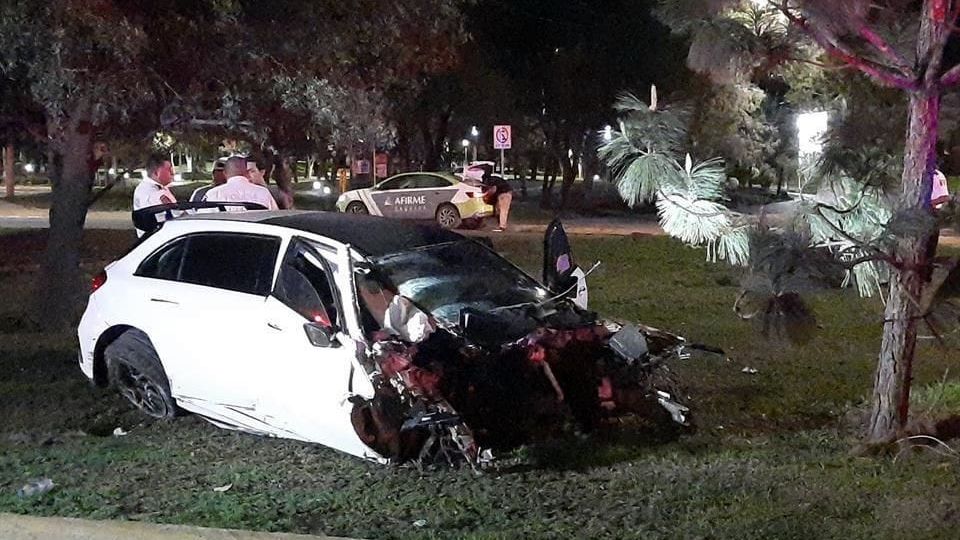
[312,181,323,190]
[322,185,332,195]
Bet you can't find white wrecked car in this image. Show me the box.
[78,209,715,466]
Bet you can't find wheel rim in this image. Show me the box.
[348,203,368,214]
[116,362,170,418]
[437,207,458,228]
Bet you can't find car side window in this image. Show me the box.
[136,237,187,281]
[376,177,405,191]
[273,241,340,328]
[410,175,452,189]
[177,233,280,295]
[137,233,280,295]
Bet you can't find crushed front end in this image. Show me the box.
[348,297,702,469]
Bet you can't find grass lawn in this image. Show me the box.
[2,231,960,539]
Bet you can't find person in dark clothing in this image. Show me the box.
[479,164,513,232]
[190,157,227,202]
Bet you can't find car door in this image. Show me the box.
[406,174,457,220]
[132,231,283,430]
[367,175,409,219]
[255,237,380,460]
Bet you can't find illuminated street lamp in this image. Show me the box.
[603,125,613,142]
[469,125,479,161]
[23,163,35,173]
[461,139,470,166]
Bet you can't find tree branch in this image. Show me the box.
[941,62,960,87]
[857,27,915,77]
[784,56,851,70]
[814,205,891,261]
[771,1,920,90]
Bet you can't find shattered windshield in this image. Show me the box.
[371,240,549,324]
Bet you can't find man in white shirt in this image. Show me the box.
[133,155,177,236]
[203,156,278,211]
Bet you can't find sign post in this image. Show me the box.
[493,125,511,176]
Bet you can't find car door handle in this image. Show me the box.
[149,298,179,305]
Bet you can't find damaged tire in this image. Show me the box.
[105,330,178,420]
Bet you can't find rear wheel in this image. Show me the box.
[436,203,462,229]
[104,331,178,419]
[346,201,369,214]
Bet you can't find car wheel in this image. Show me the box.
[104,331,178,420]
[346,201,369,214]
[436,203,462,229]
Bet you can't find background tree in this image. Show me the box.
[467,0,687,210]
[0,0,467,328]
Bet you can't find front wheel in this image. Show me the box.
[104,331,178,419]
[346,201,369,214]
[436,204,462,229]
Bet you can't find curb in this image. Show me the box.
[0,513,357,540]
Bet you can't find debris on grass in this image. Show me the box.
[17,478,54,498]
[112,427,128,437]
[741,367,758,374]
[212,484,233,493]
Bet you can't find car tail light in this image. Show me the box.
[90,270,107,293]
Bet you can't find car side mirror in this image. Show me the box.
[304,322,340,348]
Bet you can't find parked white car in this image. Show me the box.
[335,172,493,229]
[79,210,704,467]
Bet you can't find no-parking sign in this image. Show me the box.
[493,125,512,150]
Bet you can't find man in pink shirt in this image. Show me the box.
[932,169,950,209]
[203,156,278,211]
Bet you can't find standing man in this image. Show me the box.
[204,155,278,210]
[190,157,227,202]
[479,164,513,232]
[133,154,176,237]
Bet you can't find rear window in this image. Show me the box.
[137,232,281,296]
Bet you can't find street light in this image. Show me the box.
[469,126,479,161]
[461,139,470,166]
[23,163,35,173]
[603,125,613,142]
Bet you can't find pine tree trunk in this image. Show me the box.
[866,90,940,443]
[4,143,14,199]
[38,104,94,330]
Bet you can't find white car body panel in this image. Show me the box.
[77,214,387,463]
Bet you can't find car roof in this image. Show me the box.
[178,210,465,257]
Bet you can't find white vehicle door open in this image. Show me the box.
[255,238,376,459]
